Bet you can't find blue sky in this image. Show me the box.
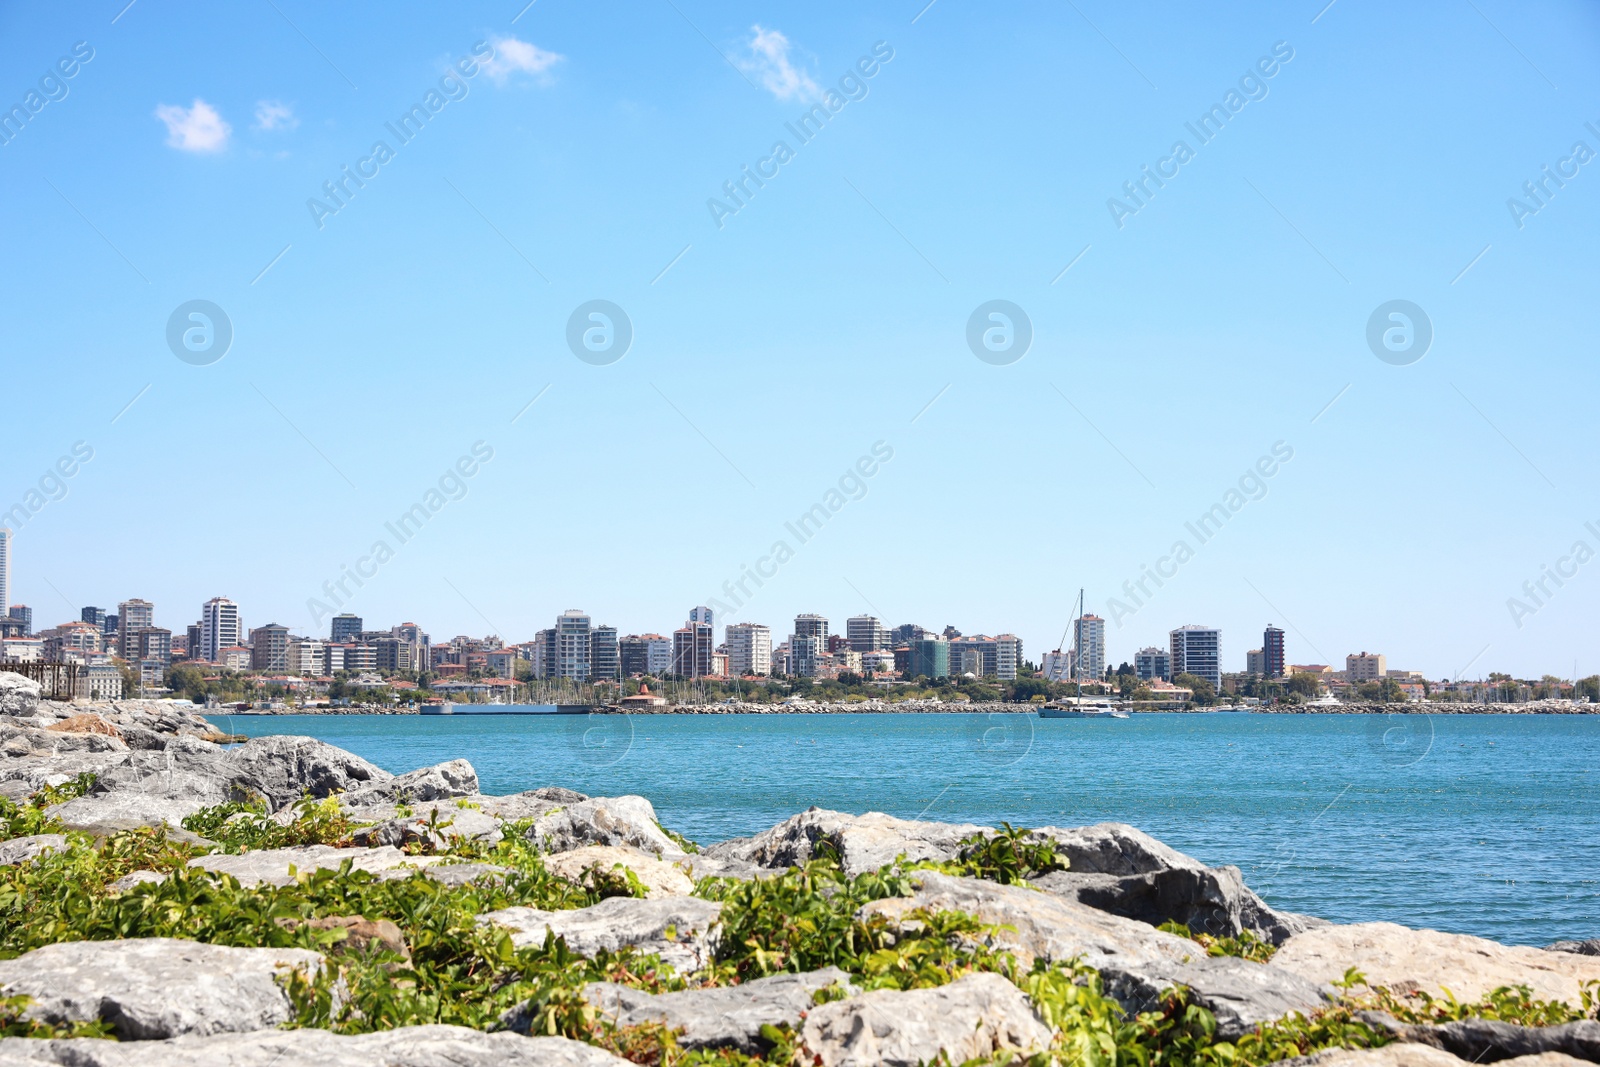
[2,0,1597,679]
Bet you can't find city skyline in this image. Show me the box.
[3,3,1597,681]
[0,563,1558,687]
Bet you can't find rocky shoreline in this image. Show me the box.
[213,700,1596,716]
[2,669,1598,1067]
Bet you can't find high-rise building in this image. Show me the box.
[788,633,824,677]
[554,610,592,680]
[846,615,888,652]
[104,614,118,642]
[1346,651,1386,682]
[1245,649,1266,676]
[287,638,324,676]
[1263,625,1286,679]
[945,634,1024,681]
[725,622,772,676]
[117,599,153,657]
[689,605,714,629]
[250,624,291,671]
[1073,614,1106,683]
[200,597,240,663]
[331,614,363,643]
[891,623,930,646]
[794,614,829,645]
[7,605,31,636]
[591,625,620,681]
[1134,646,1171,681]
[619,634,672,677]
[185,623,202,660]
[81,606,106,629]
[1170,625,1221,690]
[673,621,713,678]
[132,627,172,666]
[909,637,950,680]
[0,527,9,616]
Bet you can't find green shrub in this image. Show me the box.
[1157,921,1276,963]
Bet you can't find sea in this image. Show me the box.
[205,710,1600,947]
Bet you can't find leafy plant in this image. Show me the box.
[1157,921,1276,963]
[182,796,353,853]
[944,823,1069,885]
[0,773,97,839]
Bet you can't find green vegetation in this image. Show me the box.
[1158,921,1276,964]
[0,772,96,839]
[1,796,1595,1064]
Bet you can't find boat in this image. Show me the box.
[1039,697,1129,719]
[1038,587,1130,721]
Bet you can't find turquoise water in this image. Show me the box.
[206,711,1600,947]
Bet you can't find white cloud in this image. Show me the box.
[154,99,231,152]
[740,25,820,102]
[253,100,297,131]
[481,36,563,85]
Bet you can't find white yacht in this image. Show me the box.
[1038,588,1129,720]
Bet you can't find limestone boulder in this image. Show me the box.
[529,795,682,858]
[1030,822,1313,944]
[1359,1010,1600,1064]
[0,937,322,1040]
[703,807,987,876]
[0,834,67,866]
[0,1025,632,1065]
[476,786,589,823]
[1287,1045,1591,1067]
[1547,939,1600,957]
[477,895,722,974]
[48,736,254,829]
[543,845,694,898]
[860,871,1330,1037]
[506,968,854,1053]
[336,759,478,810]
[348,803,502,850]
[188,844,443,887]
[1273,922,1600,1006]
[223,735,389,810]
[799,971,1053,1067]
[0,671,41,716]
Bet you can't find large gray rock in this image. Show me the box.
[1547,939,1600,957]
[1273,922,1600,1007]
[0,937,322,1040]
[1359,1011,1600,1064]
[860,871,1329,1037]
[799,971,1053,1067]
[543,845,694,898]
[526,968,856,1053]
[48,792,215,835]
[0,834,67,866]
[1032,864,1312,945]
[0,671,41,716]
[1285,1046,1589,1067]
[1029,821,1205,876]
[1030,822,1313,944]
[224,735,389,810]
[477,786,589,822]
[478,895,722,974]
[703,807,987,876]
[47,736,254,830]
[348,802,502,850]
[336,759,477,809]
[529,795,682,858]
[0,1025,631,1065]
[188,844,444,887]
